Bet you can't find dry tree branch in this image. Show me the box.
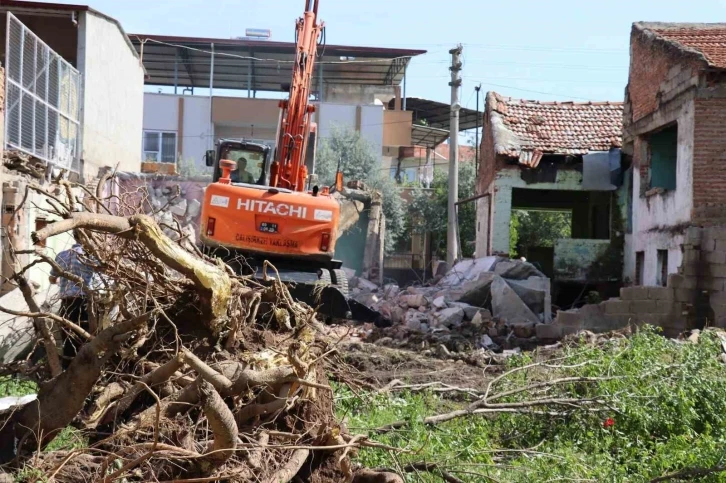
[0,305,92,340]
[11,273,62,377]
[650,464,726,482]
[400,462,467,483]
[375,361,610,432]
[198,380,238,464]
[33,212,232,328]
[262,448,310,483]
[101,382,161,483]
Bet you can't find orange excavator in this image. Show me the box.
[200,0,379,322]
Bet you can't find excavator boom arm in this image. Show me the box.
[271,0,323,191]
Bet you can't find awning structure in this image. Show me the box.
[411,124,450,148]
[130,34,426,93]
[388,97,482,131]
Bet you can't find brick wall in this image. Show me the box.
[478,117,497,194]
[627,27,699,124]
[692,98,726,221]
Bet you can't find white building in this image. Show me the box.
[132,34,424,172]
[0,1,144,178]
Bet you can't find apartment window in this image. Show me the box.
[657,250,669,287]
[143,131,177,163]
[648,124,677,191]
[635,251,645,286]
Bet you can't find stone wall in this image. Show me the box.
[543,225,726,340]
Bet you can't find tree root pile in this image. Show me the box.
[0,175,399,483]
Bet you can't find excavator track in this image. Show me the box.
[209,249,388,326]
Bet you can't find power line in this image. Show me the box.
[462,78,611,101]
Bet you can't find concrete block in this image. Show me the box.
[685,226,702,245]
[674,288,696,303]
[536,323,563,340]
[631,300,657,313]
[705,264,726,278]
[683,263,699,277]
[716,240,726,253]
[667,274,697,290]
[556,310,583,328]
[602,299,632,314]
[611,314,635,328]
[632,313,663,327]
[702,237,716,252]
[711,304,726,327]
[682,249,701,266]
[653,301,677,315]
[648,287,674,300]
[710,291,726,306]
[621,286,650,301]
[702,278,725,291]
[705,226,726,241]
[703,251,726,265]
[561,326,581,337]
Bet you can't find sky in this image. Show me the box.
[48,0,726,108]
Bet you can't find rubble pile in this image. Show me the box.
[148,185,202,241]
[349,257,553,360]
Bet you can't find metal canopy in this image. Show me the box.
[412,124,450,148]
[130,34,426,93]
[389,97,482,131]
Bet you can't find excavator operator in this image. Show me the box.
[232,157,256,184]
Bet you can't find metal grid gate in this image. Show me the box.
[5,13,81,170]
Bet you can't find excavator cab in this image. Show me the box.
[206,140,272,186]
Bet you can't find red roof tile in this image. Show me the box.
[487,92,623,162]
[639,23,726,69]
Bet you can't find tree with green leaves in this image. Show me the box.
[315,125,406,252]
[408,159,477,259]
[509,210,572,258]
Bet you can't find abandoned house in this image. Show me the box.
[623,22,726,287]
[543,22,726,339]
[475,91,626,305]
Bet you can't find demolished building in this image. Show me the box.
[547,22,726,338]
[476,92,627,306]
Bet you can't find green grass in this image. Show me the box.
[0,376,37,398]
[0,376,87,457]
[336,327,726,482]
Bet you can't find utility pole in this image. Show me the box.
[475,84,481,174]
[447,44,463,267]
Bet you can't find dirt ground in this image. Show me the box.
[341,341,501,389]
[322,324,568,391]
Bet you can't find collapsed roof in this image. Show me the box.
[486,92,623,167]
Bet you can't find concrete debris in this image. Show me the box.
[352,277,379,293]
[438,257,498,286]
[146,183,203,242]
[432,296,447,309]
[432,307,465,328]
[400,293,427,309]
[490,277,540,326]
[348,257,553,356]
